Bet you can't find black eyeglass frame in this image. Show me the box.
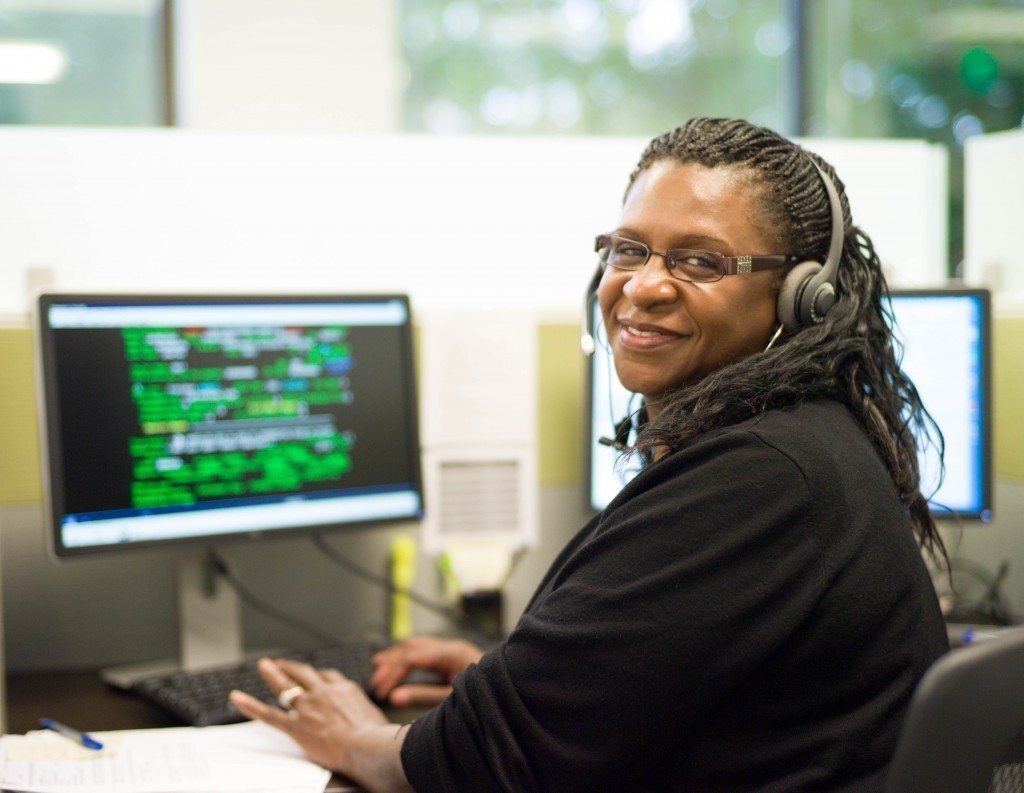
[595,233,802,283]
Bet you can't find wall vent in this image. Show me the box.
[437,458,520,535]
[420,447,536,555]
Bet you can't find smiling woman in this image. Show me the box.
[234,118,950,793]
[598,161,786,413]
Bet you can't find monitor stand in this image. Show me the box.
[101,548,244,689]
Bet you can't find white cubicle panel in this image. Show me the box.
[965,128,1024,309]
[0,129,947,319]
[0,129,638,317]
[800,138,949,287]
[417,310,539,555]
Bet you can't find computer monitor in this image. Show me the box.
[36,293,424,557]
[886,288,991,521]
[587,288,992,522]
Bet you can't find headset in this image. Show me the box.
[580,159,845,356]
[775,162,845,332]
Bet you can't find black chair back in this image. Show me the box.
[888,628,1024,793]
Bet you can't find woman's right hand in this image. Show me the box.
[371,636,484,707]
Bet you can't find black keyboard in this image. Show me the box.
[132,641,397,727]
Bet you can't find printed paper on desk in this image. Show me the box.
[0,720,331,793]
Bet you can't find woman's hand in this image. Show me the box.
[371,636,484,707]
[230,658,411,792]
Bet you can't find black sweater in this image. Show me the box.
[401,400,949,791]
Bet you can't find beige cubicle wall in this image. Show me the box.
[0,328,40,506]
[994,318,1024,482]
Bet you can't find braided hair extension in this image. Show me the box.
[622,117,947,564]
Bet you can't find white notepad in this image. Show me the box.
[0,720,332,793]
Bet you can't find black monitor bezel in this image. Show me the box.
[36,292,425,558]
[584,286,993,522]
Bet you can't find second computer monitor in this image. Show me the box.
[587,288,991,521]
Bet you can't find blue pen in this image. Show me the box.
[38,718,104,751]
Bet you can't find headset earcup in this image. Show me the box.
[777,260,822,332]
[805,281,836,324]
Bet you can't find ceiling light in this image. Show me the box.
[0,42,68,84]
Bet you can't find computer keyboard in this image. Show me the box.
[131,641,422,727]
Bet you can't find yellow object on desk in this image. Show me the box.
[390,534,416,640]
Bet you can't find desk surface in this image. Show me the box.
[7,669,178,734]
[6,669,359,792]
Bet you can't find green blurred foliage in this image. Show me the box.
[806,0,1024,270]
[401,0,790,135]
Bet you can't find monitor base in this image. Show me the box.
[100,657,182,691]
[102,549,243,690]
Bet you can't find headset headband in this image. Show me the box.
[798,162,844,323]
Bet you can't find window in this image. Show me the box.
[805,0,1024,269]
[0,0,169,126]
[401,0,792,136]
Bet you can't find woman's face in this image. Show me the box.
[597,160,782,414]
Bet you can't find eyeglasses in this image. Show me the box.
[595,233,800,284]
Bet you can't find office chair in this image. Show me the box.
[888,627,1024,793]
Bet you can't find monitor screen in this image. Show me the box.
[587,288,992,521]
[37,294,424,556]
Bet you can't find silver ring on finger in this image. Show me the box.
[277,685,305,710]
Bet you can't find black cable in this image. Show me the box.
[596,316,644,476]
[208,549,342,647]
[938,557,1018,626]
[311,533,502,642]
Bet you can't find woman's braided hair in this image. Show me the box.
[625,117,946,562]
